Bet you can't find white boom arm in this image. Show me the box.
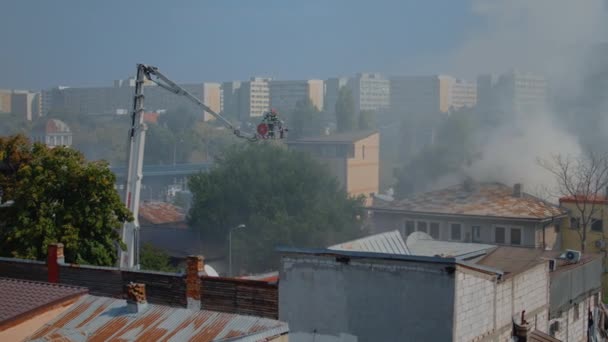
[118,64,258,269]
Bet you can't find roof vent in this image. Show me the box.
[125,282,148,314]
[513,183,523,198]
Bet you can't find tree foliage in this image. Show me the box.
[0,135,132,265]
[335,87,356,132]
[188,143,366,273]
[140,243,177,272]
[358,110,376,130]
[289,98,322,139]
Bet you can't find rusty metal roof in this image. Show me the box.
[0,278,87,328]
[329,230,410,255]
[139,201,186,226]
[26,295,288,341]
[374,182,566,221]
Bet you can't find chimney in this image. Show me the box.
[47,243,64,283]
[126,282,148,313]
[513,183,523,198]
[186,255,204,310]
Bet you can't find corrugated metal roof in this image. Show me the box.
[405,232,495,259]
[373,182,566,220]
[26,295,288,341]
[329,230,410,255]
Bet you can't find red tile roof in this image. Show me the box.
[559,194,608,205]
[0,278,87,329]
[139,201,187,227]
[143,112,159,124]
[374,182,566,221]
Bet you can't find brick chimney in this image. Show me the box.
[126,282,148,313]
[47,243,65,283]
[513,183,523,198]
[186,255,204,310]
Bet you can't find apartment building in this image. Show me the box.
[201,82,221,121]
[221,81,241,118]
[0,89,11,113]
[238,77,271,120]
[349,73,390,113]
[269,79,324,114]
[450,78,477,110]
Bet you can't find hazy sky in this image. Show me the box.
[0,1,481,89]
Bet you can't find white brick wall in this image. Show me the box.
[548,293,598,341]
[454,268,496,342]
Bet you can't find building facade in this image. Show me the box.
[30,119,73,148]
[221,81,242,119]
[0,89,11,113]
[371,182,566,248]
[287,130,379,204]
[349,73,390,113]
[269,79,324,114]
[450,78,477,111]
[238,77,271,120]
[200,82,221,121]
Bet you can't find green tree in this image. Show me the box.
[290,98,322,139]
[0,135,132,266]
[335,86,356,132]
[140,243,177,272]
[358,110,376,130]
[188,143,365,273]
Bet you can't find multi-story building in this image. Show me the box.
[10,90,41,121]
[269,79,324,114]
[324,77,349,114]
[30,119,73,148]
[0,89,11,113]
[200,82,221,121]
[477,70,547,120]
[221,81,242,119]
[349,73,390,113]
[371,182,567,248]
[390,75,474,116]
[287,130,379,204]
[238,77,271,120]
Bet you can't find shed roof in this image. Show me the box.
[27,295,288,341]
[405,232,495,259]
[287,130,377,145]
[373,182,566,221]
[0,278,87,329]
[329,230,410,255]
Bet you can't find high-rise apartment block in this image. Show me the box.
[201,83,221,121]
[269,79,324,114]
[221,81,241,119]
[324,77,349,114]
[1,89,41,120]
[237,77,271,120]
[349,73,390,113]
[477,70,547,118]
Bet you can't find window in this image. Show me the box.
[592,219,603,232]
[417,221,428,233]
[450,223,462,241]
[472,226,481,242]
[430,222,440,239]
[404,221,415,236]
[510,228,522,245]
[574,303,580,321]
[495,226,506,244]
[570,217,580,230]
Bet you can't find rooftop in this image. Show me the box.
[373,182,566,221]
[27,295,288,341]
[139,201,186,226]
[329,230,409,255]
[559,194,608,205]
[33,119,71,134]
[0,278,87,329]
[405,232,495,259]
[287,129,377,144]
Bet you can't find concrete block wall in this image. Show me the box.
[549,295,594,342]
[512,263,548,320]
[453,267,497,341]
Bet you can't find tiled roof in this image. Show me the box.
[33,119,71,134]
[0,278,87,328]
[559,194,608,205]
[139,201,186,226]
[374,182,566,221]
[27,295,288,341]
[288,129,377,144]
[329,230,410,255]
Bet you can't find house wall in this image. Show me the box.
[453,262,549,341]
[372,211,546,248]
[279,253,456,342]
[347,133,379,203]
[549,294,597,342]
[560,201,608,253]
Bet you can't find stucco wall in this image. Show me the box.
[279,253,456,342]
[347,133,379,202]
[372,211,545,248]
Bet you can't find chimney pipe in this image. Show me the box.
[513,183,523,198]
[126,282,147,313]
[186,255,204,310]
[47,243,65,283]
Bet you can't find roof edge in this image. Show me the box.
[370,207,567,223]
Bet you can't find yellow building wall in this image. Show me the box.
[0,91,11,113]
[439,78,452,113]
[307,80,324,112]
[202,83,221,122]
[347,133,379,205]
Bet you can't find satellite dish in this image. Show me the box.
[204,264,219,277]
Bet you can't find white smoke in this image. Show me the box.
[429,0,608,200]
